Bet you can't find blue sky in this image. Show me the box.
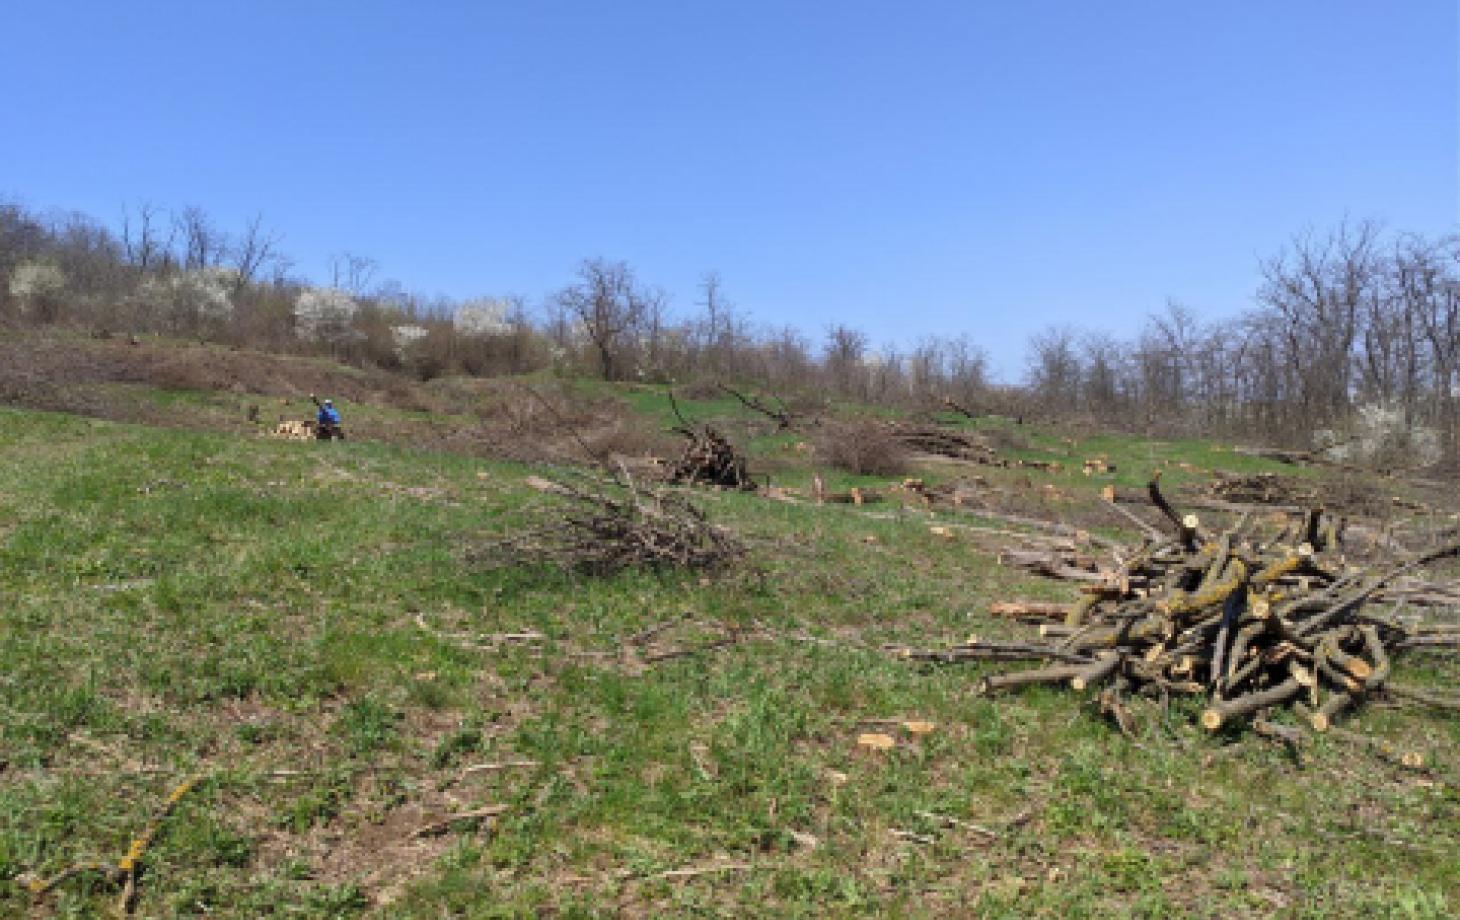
[2,1,1456,379]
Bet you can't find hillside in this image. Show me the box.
[1,346,1458,918]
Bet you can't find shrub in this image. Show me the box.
[814,420,909,476]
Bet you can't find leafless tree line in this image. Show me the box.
[7,198,1453,462]
[1026,221,1460,462]
[0,197,995,406]
[3,199,295,342]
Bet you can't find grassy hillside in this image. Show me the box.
[1,378,1457,916]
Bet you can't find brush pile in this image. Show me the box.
[896,477,1460,742]
[664,391,755,490]
[1206,471,1317,506]
[494,472,744,574]
[667,424,753,489]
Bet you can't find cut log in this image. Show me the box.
[989,601,1070,619]
[1200,677,1303,731]
[1070,653,1122,692]
[978,664,1088,694]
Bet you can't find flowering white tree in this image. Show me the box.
[1317,402,1442,467]
[141,267,237,331]
[8,261,66,319]
[391,323,429,357]
[454,298,510,337]
[294,287,360,346]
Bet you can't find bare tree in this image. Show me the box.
[696,271,747,374]
[906,336,944,402]
[1394,234,1460,457]
[121,201,170,271]
[501,295,540,374]
[944,334,989,408]
[175,206,227,270]
[639,285,672,380]
[824,324,869,397]
[1027,326,1082,413]
[1258,220,1383,425]
[763,324,813,389]
[557,258,648,381]
[1081,331,1125,420]
[231,213,282,293]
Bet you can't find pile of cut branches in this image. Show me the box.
[665,392,754,490]
[895,476,1460,745]
[668,425,752,489]
[1205,471,1317,506]
[495,472,744,575]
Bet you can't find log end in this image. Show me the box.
[1199,709,1223,732]
[1310,712,1330,733]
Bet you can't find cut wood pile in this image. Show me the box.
[665,392,754,490]
[895,476,1460,744]
[491,472,743,574]
[885,422,999,463]
[816,483,883,505]
[897,477,989,508]
[1231,445,1326,466]
[270,419,316,440]
[885,422,1063,471]
[667,425,752,489]
[1205,471,1317,506]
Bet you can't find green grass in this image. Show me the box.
[0,400,1456,918]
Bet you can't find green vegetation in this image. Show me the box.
[1,390,1456,918]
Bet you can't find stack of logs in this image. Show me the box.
[885,422,999,463]
[897,476,1460,743]
[886,422,1062,471]
[270,420,316,440]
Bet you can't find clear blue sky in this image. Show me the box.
[2,1,1456,379]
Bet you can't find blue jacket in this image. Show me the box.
[318,405,341,426]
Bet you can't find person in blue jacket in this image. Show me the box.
[313,395,345,440]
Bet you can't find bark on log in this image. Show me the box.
[1070,652,1123,692]
[978,664,1088,694]
[989,601,1070,619]
[1200,677,1303,731]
